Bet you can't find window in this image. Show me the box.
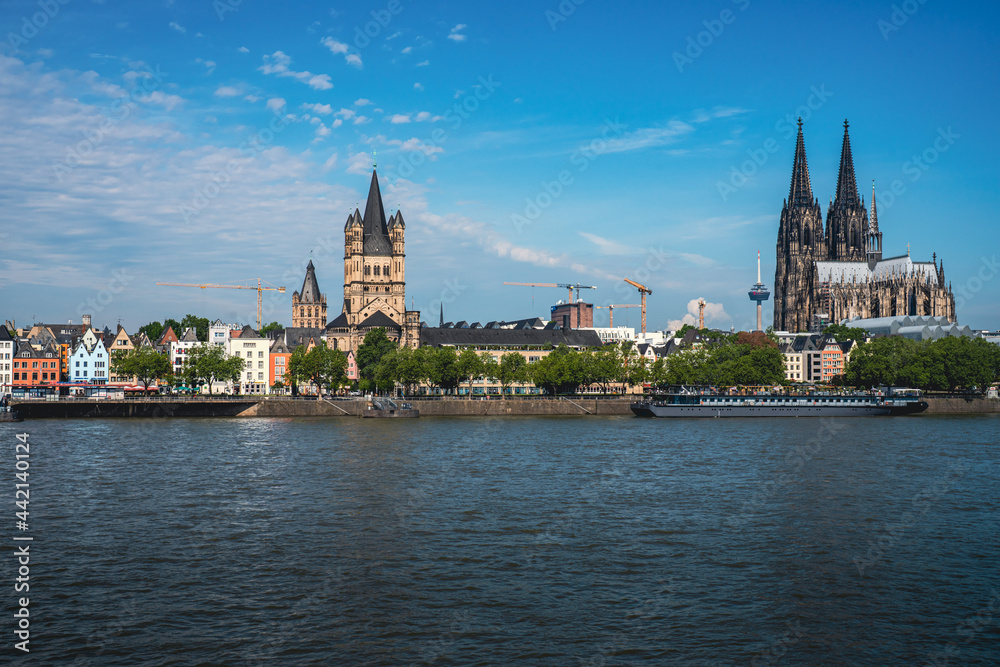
[258,351,264,358]
[13,373,18,381]
[258,361,264,369]
[258,373,264,381]
[32,362,38,369]
[32,373,38,381]
[246,351,252,358]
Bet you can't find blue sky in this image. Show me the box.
[1,0,998,332]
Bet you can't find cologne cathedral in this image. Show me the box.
[773,120,956,333]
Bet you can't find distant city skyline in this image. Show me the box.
[2,0,998,331]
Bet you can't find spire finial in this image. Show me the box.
[373,150,378,170]
[797,117,803,129]
[907,242,911,256]
[844,119,850,130]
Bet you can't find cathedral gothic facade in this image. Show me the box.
[773,120,956,333]
[294,169,421,353]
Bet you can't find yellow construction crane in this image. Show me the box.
[503,282,597,304]
[156,279,286,329]
[623,278,652,334]
[594,304,640,328]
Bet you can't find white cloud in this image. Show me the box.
[320,37,363,69]
[390,114,411,124]
[332,118,343,128]
[335,108,355,120]
[397,138,443,157]
[346,151,373,175]
[195,58,216,75]
[354,98,371,106]
[322,38,348,54]
[266,98,286,112]
[353,115,371,125]
[413,82,424,91]
[402,46,413,54]
[667,298,730,331]
[416,60,430,67]
[313,123,331,142]
[259,51,334,91]
[244,94,262,103]
[596,121,695,155]
[237,46,250,54]
[169,21,186,34]
[323,152,338,170]
[447,24,467,42]
[302,103,333,115]
[579,232,640,256]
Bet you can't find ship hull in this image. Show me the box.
[631,399,927,418]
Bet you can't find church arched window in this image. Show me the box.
[307,308,312,318]
[384,265,390,276]
[365,265,370,276]
[374,265,380,276]
[300,307,305,317]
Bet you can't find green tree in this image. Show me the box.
[259,321,284,337]
[529,345,583,395]
[479,353,499,395]
[376,346,426,395]
[163,318,181,336]
[497,352,528,396]
[110,347,171,391]
[186,344,244,394]
[139,321,164,342]
[355,328,397,391]
[455,348,484,398]
[180,314,211,342]
[823,323,870,342]
[425,347,461,394]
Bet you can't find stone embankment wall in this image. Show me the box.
[245,398,634,417]
[923,398,1000,414]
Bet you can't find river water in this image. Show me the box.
[4,415,999,665]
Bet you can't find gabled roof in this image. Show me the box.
[282,327,325,350]
[0,327,13,342]
[237,325,262,339]
[179,327,199,342]
[157,326,178,345]
[362,170,393,256]
[359,311,401,330]
[269,338,290,354]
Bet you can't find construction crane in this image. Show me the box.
[623,278,652,335]
[503,282,597,304]
[594,304,640,328]
[156,279,286,329]
[698,299,707,329]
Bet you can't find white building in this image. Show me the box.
[0,328,14,394]
[580,327,636,345]
[69,329,109,385]
[227,325,269,394]
[209,319,243,348]
[171,328,205,378]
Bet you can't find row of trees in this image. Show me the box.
[111,345,245,394]
[844,335,1000,390]
[354,329,786,396]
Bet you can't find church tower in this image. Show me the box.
[774,119,825,333]
[326,168,420,352]
[291,260,327,329]
[825,120,868,261]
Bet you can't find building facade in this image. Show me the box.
[0,328,15,393]
[324,169,421,353]
[69,329,109,385]
[774,120,956,333]
[228,325,268,394]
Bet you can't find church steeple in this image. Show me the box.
[788,118,815,208]
[866,180,883,271]
[362,169,392,256]
[834,120,861,208]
